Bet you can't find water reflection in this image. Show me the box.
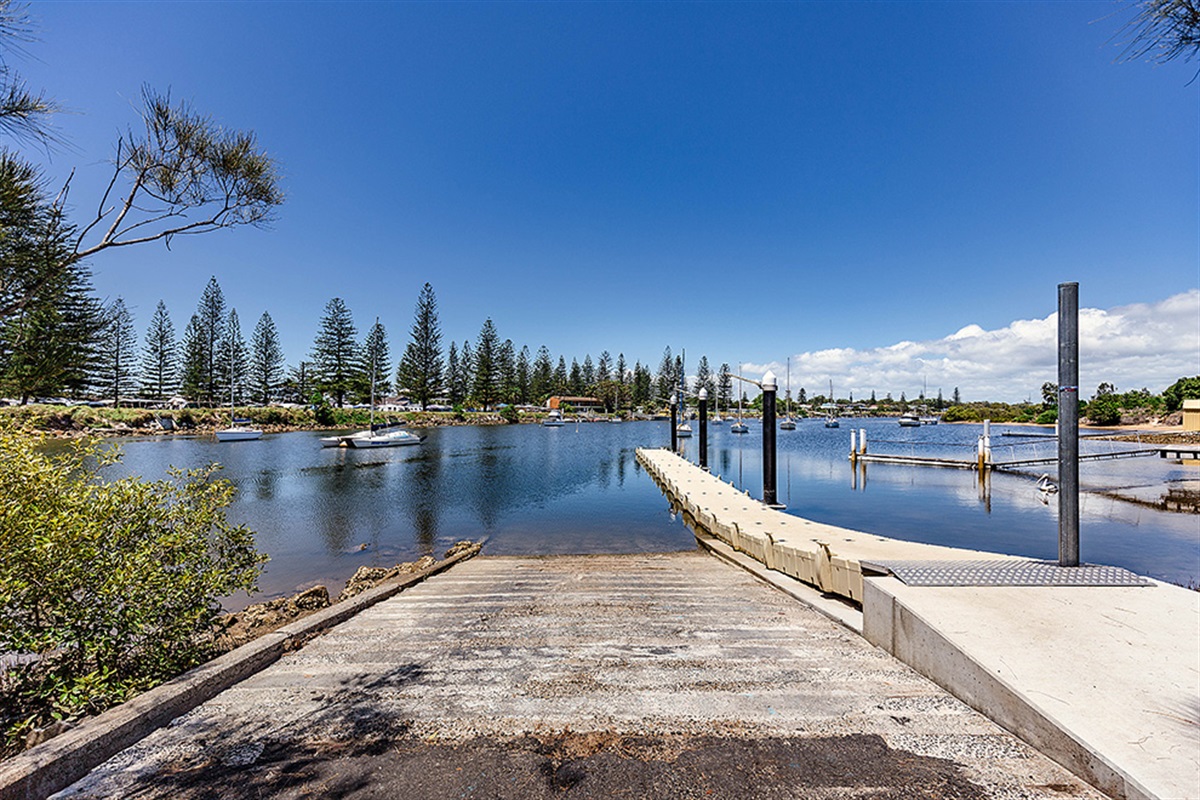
[96,418,1199,605]
[107,422,696,608]
[405,443,441,554]
[687,417,1198,586]
[254,468,278,501]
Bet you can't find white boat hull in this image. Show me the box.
[349,431,423,448]
[216,427,263,442]
[320,430,373,447]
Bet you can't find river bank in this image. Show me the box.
[0,404,526,438]
[6,403,1197,443]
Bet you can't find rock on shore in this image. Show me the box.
[217,541,480,650]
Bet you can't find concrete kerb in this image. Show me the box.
[0,545,482,800]
[862,576,1140,800]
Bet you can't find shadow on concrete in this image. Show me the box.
[81,725,995,799]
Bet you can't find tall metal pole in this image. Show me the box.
[670,392,678,453]
[698,388,708,469]
[762,371,778,506]
[1058,282,1080,567]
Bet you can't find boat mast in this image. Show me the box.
[229,344,236,425]
[729,367,739,422]
[679,349,686,415]
[369,316,378,431]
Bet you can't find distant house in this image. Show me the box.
[546,395,603,413]
[1183,398,1200,432]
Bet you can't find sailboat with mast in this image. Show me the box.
[351,324,422,448]
[216,337,262,442]
[824,378,840,428]
[780,357,796,430]
[730,363,749,433]
[676,350,692,438]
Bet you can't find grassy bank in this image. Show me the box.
[0,404,536,436]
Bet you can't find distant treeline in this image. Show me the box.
[0,277,745,413]
[6,272,1195,421]
[941,378,1199,426]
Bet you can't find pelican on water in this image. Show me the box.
[1036,474,1059,503]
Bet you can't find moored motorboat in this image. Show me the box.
[898,412,921,427]
[543,409,565,426]
[320,429,373,447]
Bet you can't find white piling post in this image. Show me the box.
[859,428,867,454]
[850,430,857,459]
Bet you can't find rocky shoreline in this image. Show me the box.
[215,541,481,652]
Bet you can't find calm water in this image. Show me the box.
[105,419,1199,609]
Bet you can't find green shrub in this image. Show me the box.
[257,407,288,426]
[0,429,266,753]
[1035,408,1057,425]
[1085,394,1122,426]
[499,404,519,424]
[941,405,976,423]
[310,392,335,426]
[1163,376,1200,413]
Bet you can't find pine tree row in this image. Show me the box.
[6,274,746,412]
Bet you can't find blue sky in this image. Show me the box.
[16,1,1199,401]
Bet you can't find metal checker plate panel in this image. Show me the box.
[861,559,1154,587]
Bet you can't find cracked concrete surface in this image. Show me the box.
[55,553,1103,799]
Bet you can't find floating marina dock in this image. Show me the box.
[843,425,1187,472]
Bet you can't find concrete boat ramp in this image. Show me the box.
[5,448,1193,799]
[638,448,1199,800]
[26,553,1100,800]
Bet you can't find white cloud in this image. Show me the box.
[748,290,1200,402]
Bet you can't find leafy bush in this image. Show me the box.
[1163,376,1200,413]
[310,392,335,426]
[0,429,266,753]
[499,405,519,424]
[256,406,289,426]
[1035,408,1057,425]
[1084,394,1122,426]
